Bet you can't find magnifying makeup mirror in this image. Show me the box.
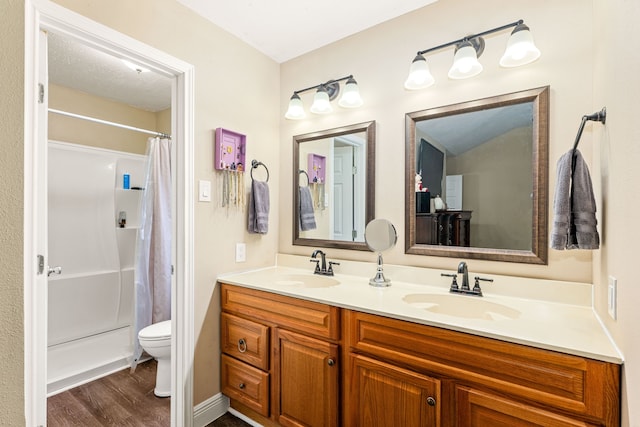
[365,219,397,287]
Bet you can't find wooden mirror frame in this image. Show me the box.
[293,120,376,251]
[404,86,549,264]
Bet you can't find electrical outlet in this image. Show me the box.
[235,243,246,263]
[608,276,617,320]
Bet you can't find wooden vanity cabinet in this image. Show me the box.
[220,283,340,427]
[220,284,620,427]
[344,310,620,427]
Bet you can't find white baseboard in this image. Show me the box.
[193,393,229,427]
[228,407,263,427]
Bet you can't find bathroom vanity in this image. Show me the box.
[218,257,621,426]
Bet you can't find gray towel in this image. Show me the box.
[551,149,599,250]
[299,186,317,231]
[248,180,269,234]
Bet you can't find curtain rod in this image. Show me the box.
[48,108,171,139]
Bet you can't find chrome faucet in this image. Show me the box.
[311,250,339,276]
[441,261,493,297]
[457,261,470,292]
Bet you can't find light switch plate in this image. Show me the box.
[608,276,617,320]
[199,180,211,202]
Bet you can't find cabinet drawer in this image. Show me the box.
[222,312,269,370]
[456,386,598,427]
[221,283,340,340]
[346,310,619,425]
[221,354,270,417]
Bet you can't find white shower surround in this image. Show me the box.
[47,141,146,395]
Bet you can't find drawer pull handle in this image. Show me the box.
[427,396,436,406]
[238,338,247,353]
[327,358,335,366]
[239,383,245,389]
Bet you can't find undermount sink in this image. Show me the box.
[274,274,340,288]
[402,293,521,320]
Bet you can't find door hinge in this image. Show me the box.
[352,230,357,240]
[38,83,44,104]
[37,254,44,275]
[171,265,174,275]
[352,166,357,175]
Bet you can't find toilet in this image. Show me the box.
[138,320,171,397]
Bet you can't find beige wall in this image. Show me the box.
[593,0,640,425]
[448,126,532,250]
[280,0,594,282]
[49,84,166,154]
[0,1,25,425]
[47,0,281,406]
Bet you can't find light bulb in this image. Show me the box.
[500,23,541,67]
[285,93,305,120]
[404,54,435,90]
[448,41,483,79]
[338,77,363,108]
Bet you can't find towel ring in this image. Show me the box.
[250,159,269,182]
[299,170,310,186]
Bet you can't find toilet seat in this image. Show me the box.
[139,320,171,341]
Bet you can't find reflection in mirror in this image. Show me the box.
[293,121,375,251]
[365,219,397,287]
[405,87,549,264]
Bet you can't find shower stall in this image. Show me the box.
[47,141,146,395]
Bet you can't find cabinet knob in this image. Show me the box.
[238,338,247,353]
[327,358,335,366]
[238,383,245,389]
[426,396,436,406]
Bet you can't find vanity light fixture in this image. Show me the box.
[285,75,363,120]
[405,19,540,90]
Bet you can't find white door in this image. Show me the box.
[333,146,354,241]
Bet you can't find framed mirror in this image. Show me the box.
[405,86,549,264]
[293,121,375,251]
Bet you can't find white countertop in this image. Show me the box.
[218,254,623,364]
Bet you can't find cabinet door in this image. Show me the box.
[348,354,441,427]
[274,328,339,427]
[456,386,598,427]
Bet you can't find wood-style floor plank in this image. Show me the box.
[47,360,170,427]
[48,360,250,426]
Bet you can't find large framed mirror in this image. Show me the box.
[405,86,549,264]
[293,121,375,251]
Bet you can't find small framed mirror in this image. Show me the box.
[405,86,549,264]
[293,121,376,251]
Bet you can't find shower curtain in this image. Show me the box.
[131,137,172,369]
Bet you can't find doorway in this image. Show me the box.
[24,1,195,426]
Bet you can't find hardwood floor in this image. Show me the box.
[48,360,251,426]
[47,360,170,426]
[206,412,252,427]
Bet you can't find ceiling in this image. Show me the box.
[47,0,437,113]
[416,102,534,156]
[175,0,437,64]
[48,32,173,112]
